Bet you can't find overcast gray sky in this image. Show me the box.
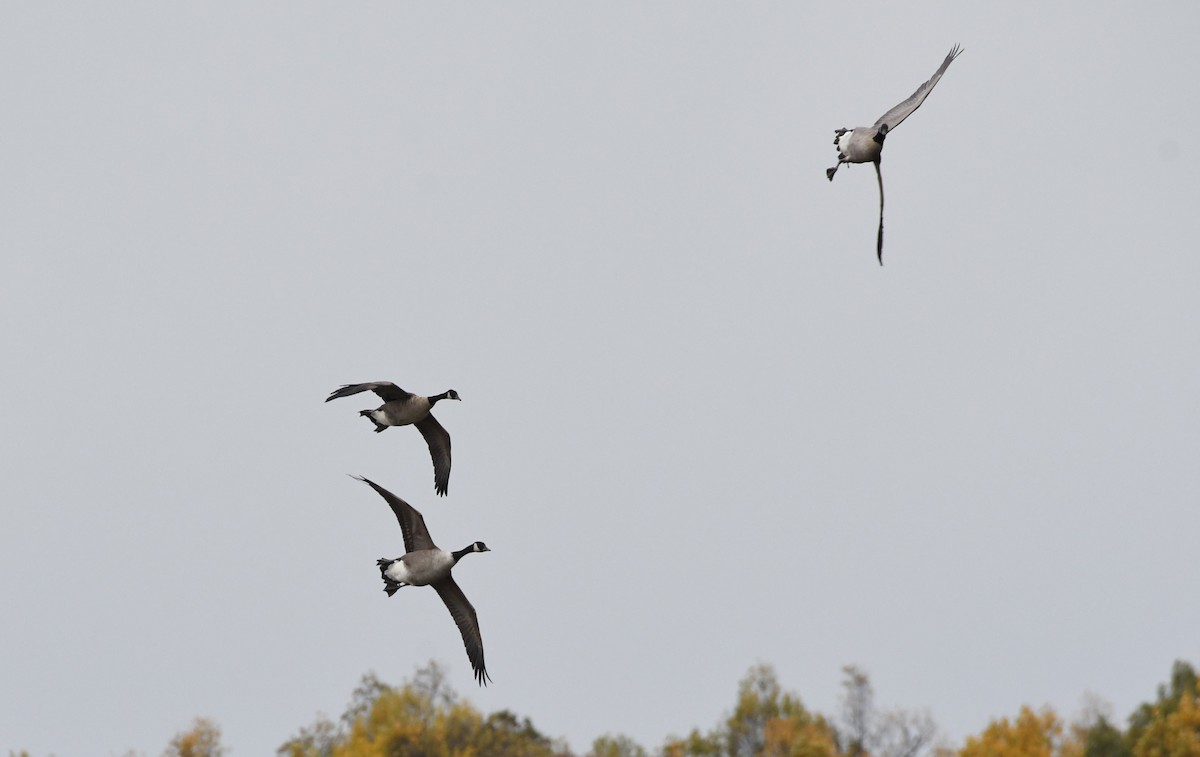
[3,3,1198,755]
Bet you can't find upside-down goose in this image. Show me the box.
[827,45,963,264]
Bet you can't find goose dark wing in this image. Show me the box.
[325,381,412,403]
[432,576,490,686]
[415,415,452,497]
[353,476,437,552]
[873,44,962,131]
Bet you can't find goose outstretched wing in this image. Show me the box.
[415,415,452,497]
[433,577,490,686]
[353,476,436,552]
[874,44,962,131]
[325,382,413,404]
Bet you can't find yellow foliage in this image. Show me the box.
[761,716,839,757]
[661,728,723,757]
[1132,695,1200,757]
[324,678,562,757]
[163,717,226,757]
[959,706,1063,757]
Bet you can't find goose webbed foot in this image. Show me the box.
[826,165,838,181]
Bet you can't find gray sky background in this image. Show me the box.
[2,3,1198,755]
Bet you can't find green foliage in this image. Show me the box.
[473,710,563,757]
[588,733,648,757]
[1129,687,1200,757]
[1127,661,1199,755]
[662,728,725,757]
[728,663,836,757]
[277,715,339,757]
[663,663,839,757]
[952,662,1200,757]
[1081,716,1130,757]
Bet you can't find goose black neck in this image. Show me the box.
[429,391,452,405]
[451,545,477,563]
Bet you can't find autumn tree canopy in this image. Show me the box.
[13,658,1199,757]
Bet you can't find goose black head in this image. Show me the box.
[874,123,889,144]
[472,541,490,553]
[445,389,461,401]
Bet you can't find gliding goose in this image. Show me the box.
[826,44,963,264]
[326,382,460,496]
[353,475,491,685]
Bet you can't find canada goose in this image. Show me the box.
[353,475,491,685]
[326,382,460,497]
[826,44,963,264]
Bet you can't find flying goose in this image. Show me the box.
[326,382,460,497]
[353,475,491,685]
[826,44,963,264]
